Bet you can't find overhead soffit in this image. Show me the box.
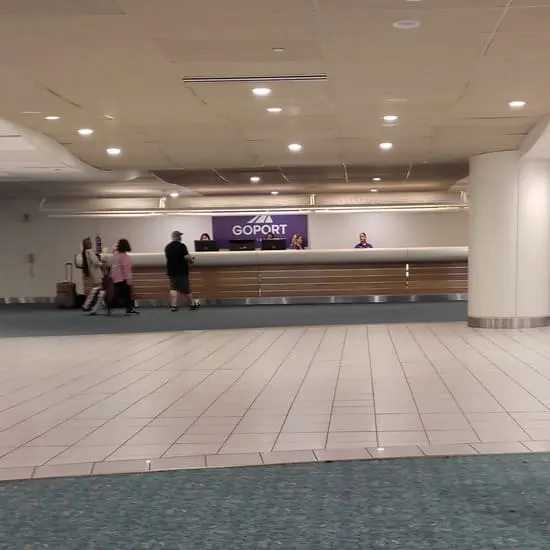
[152,162,468,195]
[0,0,547,195]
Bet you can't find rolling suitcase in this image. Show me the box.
[56,263,77,309]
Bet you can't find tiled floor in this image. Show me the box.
[2,322,550,480]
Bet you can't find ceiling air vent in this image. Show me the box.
[182,74,327,84]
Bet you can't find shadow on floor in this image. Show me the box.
[0,302,467,338]
[0,454,548,549]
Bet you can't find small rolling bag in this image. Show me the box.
[56,263,77,309]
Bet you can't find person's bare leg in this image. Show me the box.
[170,289,179,311]
[185,293,196,308]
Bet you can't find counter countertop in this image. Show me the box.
[104,247,468,267]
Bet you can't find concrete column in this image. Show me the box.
[468,151,550,328]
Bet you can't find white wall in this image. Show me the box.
[0,203,210,296]
[308,210,468,249]
[0,201,467,297]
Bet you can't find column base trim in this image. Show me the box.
[468,316,550,329]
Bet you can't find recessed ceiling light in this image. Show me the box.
[508,100,526,109]
[370,188,379,193]
[44,115,60,121]
[250,176,261,183]
[373,177,381,182]
[103,114,115,120]
[252,87,272,96]
[77,128,94,136]
[106,147,121,156]
[169,192,179,198]
[288,143,302,152]
[392,20,421,29]
[272,47,285,53]
[270,191,279,195]
[379,142,393,150]
[267,107,283,113]
[383,115,398,122]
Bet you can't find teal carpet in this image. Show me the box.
[1,454,549,549]
[0,302,466,337]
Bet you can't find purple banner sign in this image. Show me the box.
[212,214,308,249]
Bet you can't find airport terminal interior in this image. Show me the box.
[3,0,550,548]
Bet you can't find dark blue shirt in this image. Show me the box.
[354,242,373,249]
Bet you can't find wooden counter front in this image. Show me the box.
[129,261,467,302]
[87,248,468,304]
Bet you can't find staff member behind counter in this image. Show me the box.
[354,232,373,249]
[289,234,305,250]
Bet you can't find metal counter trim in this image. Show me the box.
[468,316,550,329]
[1,294,467,307]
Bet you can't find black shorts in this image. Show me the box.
[169,275,190,294]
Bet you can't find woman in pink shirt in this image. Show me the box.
[110,238,138,315]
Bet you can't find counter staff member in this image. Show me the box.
[199,233,211,241]
[355,232,373,249]
[164,231,198,312]
[290,234,305,250]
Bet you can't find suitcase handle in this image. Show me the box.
[65,262,73,282]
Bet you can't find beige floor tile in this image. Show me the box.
[176,433,228,445]
[76,427,143,446]
[282,415,331,433]
[520,423,550,440]
[124,426,186,445]
[206,453,262,468]
[329,415,376,432]
[33,462,94,479]
[0,467,35,481]
[164,443,222,457]
[192,416,242,427]
[48,445,119,465]
[8,323,550,470]
[376,414,423,432]
[261,450,317,465]
[0,446,66,468]
[93,459,150,475]
[234,415,286,434]
[314,448,371,462]
[146,417,197,429]
[220,433,278,454]
[471,442,530,455]
[421,444,478,456]
[273,433,327,452]
[378,431,429,447]
[331,407,375,415]
[29,427,98,447]
[326,432,377,449]
[466,413,530,442]
[106,444,172,461]
[427,430,479,444]
[421,413,472,431]
[521,440,550,452]
[368,446,424,459]
[149,456,206,472]
[511,412,550,425]
[184,424,235,436]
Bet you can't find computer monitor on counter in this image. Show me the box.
[261,239,286,251]
[194,240,219,252]
[228,239,256,251]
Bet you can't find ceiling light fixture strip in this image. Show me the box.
[44,204,465,217]
[182,74,327,84]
